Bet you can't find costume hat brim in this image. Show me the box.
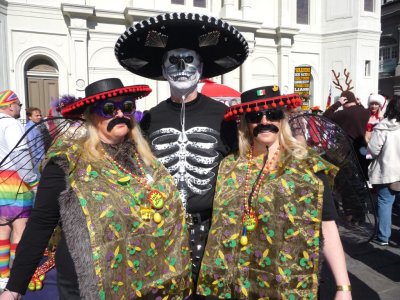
[224,86,302,121]
[61,78,151,117]
[115,12,249,80]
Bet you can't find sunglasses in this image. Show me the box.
[245,109,284,123]
[94,99,136,118]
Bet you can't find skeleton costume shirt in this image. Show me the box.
[141,94,237,214]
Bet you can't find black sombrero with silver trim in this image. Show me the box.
[115,12,249,80]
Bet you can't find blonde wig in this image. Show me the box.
[238,113,308,160]
[80,109,156,166]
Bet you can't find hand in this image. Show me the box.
[335,291,352,300]
[338,97,348,105]
[0,289,21,300]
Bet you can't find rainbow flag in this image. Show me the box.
[0,170,33,219]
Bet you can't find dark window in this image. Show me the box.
[297,0,309,25]
[365,60,371,76]
[392,46,398,59]
[193,0,206,7]
[382,47,391,60]
[171,0,184,4]
[364,0,374,12]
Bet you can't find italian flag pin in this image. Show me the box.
[256,89,266,96]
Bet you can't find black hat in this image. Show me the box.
[61,78,151,117]
[115,12,249,80]
[224,86,302,121]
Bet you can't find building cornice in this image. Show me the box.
[322,28,381,37]
[220,17,263,33]
[255,27,276,38]
[95,9,125,20]
[124,7,166,23]
[0,0,7,15]
[5,2,60,16]
[61,4,94,18]
[275,26,300,38]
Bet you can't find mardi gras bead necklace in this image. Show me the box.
[240,145,280,246]
[101,148,164,223]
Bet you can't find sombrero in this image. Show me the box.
[61,78,151,117]
[115,12,249,80]
[224,85,302,121]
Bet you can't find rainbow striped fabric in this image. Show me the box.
[0,170,33,219]
[0,90,18,107]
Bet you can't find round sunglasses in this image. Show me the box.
[245,109,284,123]
[94,99,136,118]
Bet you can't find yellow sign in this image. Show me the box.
[294,66,311,110]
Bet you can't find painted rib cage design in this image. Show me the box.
[150,127,220,207]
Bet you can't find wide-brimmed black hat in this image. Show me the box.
[115,12,249,80]
[224,86,302,121]
[61,78,151,117]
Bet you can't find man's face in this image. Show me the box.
[29,110,42,123]
[162,48,203,94]
[10,100,22,119]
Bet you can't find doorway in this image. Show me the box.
[25,57,59,116]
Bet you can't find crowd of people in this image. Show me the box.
[0,11,399,300]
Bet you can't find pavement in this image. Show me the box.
[319,208,400,300]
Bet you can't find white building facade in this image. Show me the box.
[0,0,381,116]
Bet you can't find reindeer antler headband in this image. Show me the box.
[331,69,354,92]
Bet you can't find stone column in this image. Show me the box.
[277,37,292,94]
[62,4,94,97]
[221,0,235,18]
[393,25,400,96]
[0,6,8,91]
[278,0,292,27]
[240,0,252,19]
[240,32,255,92]
[222,72,235,89]
[395,25,400,77]
[69,26,89,97]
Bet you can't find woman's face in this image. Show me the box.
[93,96,134,144]
[369,102,381,114]
[246,109,282,148]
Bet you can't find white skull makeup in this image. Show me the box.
[162,48,203,99]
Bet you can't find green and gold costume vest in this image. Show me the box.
[197,151,337,299]
[45,138,192,299]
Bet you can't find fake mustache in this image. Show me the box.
[107,117,132,132]
[253,124,279,137]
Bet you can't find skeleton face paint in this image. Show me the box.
[162,48,203,98]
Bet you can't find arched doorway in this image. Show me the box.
[25,57,59,116]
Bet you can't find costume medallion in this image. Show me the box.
[148,190,165,209]
[140,206,154,221]
[243,212,258,232]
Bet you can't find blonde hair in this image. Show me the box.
[238,114,308,160]
[80,110,156,166]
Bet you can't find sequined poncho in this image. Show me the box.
[197,151,337,299]
[44,138,192,299]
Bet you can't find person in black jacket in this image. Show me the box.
[323,90,370,224]
[115,12,249,297]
